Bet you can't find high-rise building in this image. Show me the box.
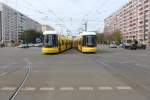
[41,25,54,32]
[0,2,42,46]
[104,0,150,44]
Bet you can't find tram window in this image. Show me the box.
[45,36,49,43]
[82,35,96,47]
[44,35,58,47]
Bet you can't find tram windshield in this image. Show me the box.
[44,34,58,47]
[82,35,96,47]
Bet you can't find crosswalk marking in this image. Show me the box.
[79,87,94,90]
[0,86,133,91]
[0,72,8,77]
[116,86,132,90]
[60,87,74,91]
[40,87,55,91]
[21,87,36,91]
[98,87,113,90]
[1,87,16,91]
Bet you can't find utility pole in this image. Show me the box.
[84,21,88,31]
[66,29,69,36]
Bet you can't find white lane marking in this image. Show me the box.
[1,87,16,91]
[0,72,8,77]
[56,62,65,64]
[135,64,148,67]
[60,87,74,91]
[0,86,132,92]
[21,87,36,91]
[117,86,132,90]
[98,87,113,90]
[40,87,55,91]
[79,87,94,91]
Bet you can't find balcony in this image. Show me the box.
[139,12,144,15]
[139,7,144,11]
[144,4,149,8]
[144,0,149,4]
[139,20,143,24]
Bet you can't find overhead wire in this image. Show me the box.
[4,0,111,33]
[20,0,68,33]
[39,0,70,32]
[78,0,110,33]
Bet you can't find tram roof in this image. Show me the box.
[43,31,58,35]
[81,32,96,36]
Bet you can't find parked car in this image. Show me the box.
[34,43,43,47]
[124,43,132,49]
[17,44,29,48]
[124,43,137,50]
[109,44,117,48]
[137,44,146,49]
[124,42,146,50]
[28,43,34,47]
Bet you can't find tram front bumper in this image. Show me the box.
[42,48,59,54]
[82,47,96,53]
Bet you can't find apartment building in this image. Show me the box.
[41,25,54,32]
[104,0,150,44]
[0,2,42,46]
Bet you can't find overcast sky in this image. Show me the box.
[1,0,128,35]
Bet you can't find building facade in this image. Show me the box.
[104,0,150,44]
[0,2,42,46]
[41,25,54,32]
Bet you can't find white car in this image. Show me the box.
[109,44,117,48]
[17,44,29,48]
[34,43,43,47]
[28,43,34,47]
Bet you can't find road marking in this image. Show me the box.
[117,86,132,90]
[135,63,148,67]
[9,58,32,100]
[60,87,74,91]
[21,87,36,91]
[40,87,55,91]
[0,72,8,77]
[1,87,16,91]
[79,87,94,91]
[98,87,113,90]
[0,86,132,92]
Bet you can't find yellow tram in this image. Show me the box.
[42,31,72,54]
[75,32,97,53]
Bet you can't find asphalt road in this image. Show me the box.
[0,45,150,100]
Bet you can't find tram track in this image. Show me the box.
[9,58,31,100]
